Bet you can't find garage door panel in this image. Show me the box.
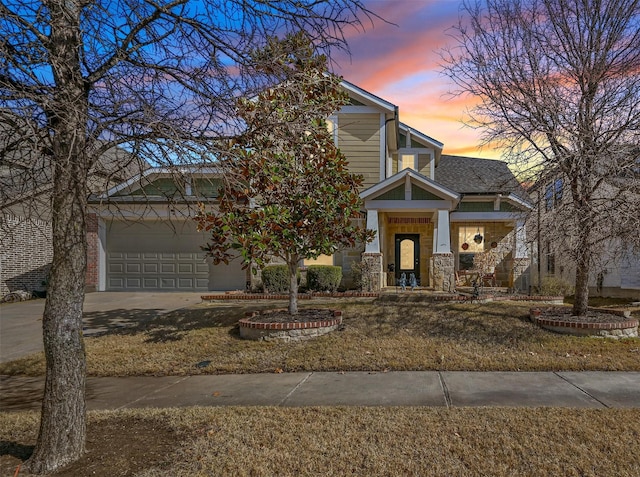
[126,263,141,273]
[109,263,124,273]
[143,263,158,273]
[109,277,124,289]
[196,263,208,273]
[126,277,142,288]
[160,263,176,273]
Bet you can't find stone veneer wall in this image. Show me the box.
[431,253,455,292]
[1,214,53,295]
[361,252,383,291]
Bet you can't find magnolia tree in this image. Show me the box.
[196,34,373,314]
[442,0,640,315]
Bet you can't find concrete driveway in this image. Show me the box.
[0,292,204,363]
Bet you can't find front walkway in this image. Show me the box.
[3,371,640,411]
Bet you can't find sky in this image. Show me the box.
[333,0,497,159]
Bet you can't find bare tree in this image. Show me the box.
[0,0,376,472]
[442,0,640,315]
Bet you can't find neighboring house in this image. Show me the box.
[0,147,147,296]
[88,80,532,293]
[529,172,640,299]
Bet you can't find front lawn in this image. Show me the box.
[1,299,639,376]
[2,407,640,476]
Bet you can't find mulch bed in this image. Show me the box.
[243,308,336,324]
[533,306,633,323]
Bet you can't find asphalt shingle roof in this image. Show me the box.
[435,155,529,200]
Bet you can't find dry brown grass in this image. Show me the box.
[2,299,639,377]
[2,407,640,476]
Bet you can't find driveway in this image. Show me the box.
[0,292,204,363]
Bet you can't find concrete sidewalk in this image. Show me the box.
[2,371,640,412]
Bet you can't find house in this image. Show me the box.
[529,171,640,299]
[86,80,532,293]
[0,146,147,296]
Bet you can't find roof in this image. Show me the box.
[434,155,529,200]
[1,145,149,210]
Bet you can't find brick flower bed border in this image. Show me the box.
[201,292,379,301]
[530,306,639,338]
[239,309,343,342]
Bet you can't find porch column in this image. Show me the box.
[363,209,383,291]
[365,209,380,254]
[515,220,527,259]
[432,209,454,292]
[512,219,531,292]
[434,209,451,253]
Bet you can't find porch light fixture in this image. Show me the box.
[473,228,483,244]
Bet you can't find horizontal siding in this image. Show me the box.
[338,113,380,189]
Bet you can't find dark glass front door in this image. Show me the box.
[395,234,420,280]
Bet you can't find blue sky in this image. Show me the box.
[334,0,496,159]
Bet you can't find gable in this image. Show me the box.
[362,168,460,205]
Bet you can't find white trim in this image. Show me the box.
[434,210,452,254]
[399,122,444,149]
[100,166,224,199]
[379,113,386,181]
[365,209,380,254]
[450,211,525,221]
[404,174,411,201]
[98,218,107,291]
[361,168,460,203]
[340,80,397,113]
[515,220,528,259]
[365,200,454,211]
[339,105,383,114]
[429,152,435,179]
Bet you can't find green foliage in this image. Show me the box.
[306,265,342,292]
[539,276,575,297]
[261,265,291,294]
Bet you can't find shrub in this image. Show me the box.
[539,276,574,296]
[307,265,342,292]
[261,265,290,293]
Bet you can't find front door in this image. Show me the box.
[395,234,420,281]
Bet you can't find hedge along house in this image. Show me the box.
[87,80,532,293]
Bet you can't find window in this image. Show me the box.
[458,226,484,270]
[545,178,563,211]
[400,154,417,171]
[326,115,338,145]
[458,226,484,253]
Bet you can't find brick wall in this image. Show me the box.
[85,213,99,291]
[0,214,53,296]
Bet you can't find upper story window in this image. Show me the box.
[400,154,417,172]
[545,178,563,211]
[326,115,338,145]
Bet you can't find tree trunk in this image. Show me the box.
[288,261,298,315]
[25,0,89,472]
[573,242,591,317]
[26,151,89,473]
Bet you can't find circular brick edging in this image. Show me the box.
[239,310,343,342]
[530,307,639,338]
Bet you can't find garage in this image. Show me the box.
[105,219,246,291]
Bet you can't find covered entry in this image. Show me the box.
[394,234,420,282]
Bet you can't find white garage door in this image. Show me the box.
[106,220,246,291]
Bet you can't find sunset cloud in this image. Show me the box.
[335,0,504,160]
